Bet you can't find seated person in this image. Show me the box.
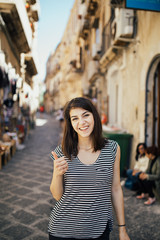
[136,146,160,205]
[125,143,149,190]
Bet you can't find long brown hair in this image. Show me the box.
[135,143,147,161]
[62,97,106,159]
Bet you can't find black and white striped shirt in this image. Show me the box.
[48,140,118,239]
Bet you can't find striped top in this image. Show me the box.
[48,140,118,239]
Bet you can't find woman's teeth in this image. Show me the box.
[80,126,88,130]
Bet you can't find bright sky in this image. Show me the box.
[37,0,75,82]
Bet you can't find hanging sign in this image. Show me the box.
[125,0,160,12]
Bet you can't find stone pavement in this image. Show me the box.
[0,113,160,240]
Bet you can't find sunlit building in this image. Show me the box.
[44,0,84,111]
[0,0,40,136]
[44,0,160,167]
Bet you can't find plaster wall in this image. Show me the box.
[107,11,160,167]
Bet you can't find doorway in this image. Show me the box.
[145,56,160,147]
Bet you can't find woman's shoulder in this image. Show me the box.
[103,139,119,154]
[55,145,64,155]
[104,139,118,149]
[102,139,118,161]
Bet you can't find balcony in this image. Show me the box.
[79,18,90,39]
[99,19,117,70]
[110,0,124,7]
[101,19,113,57]
[30,3,39,22]
[26,0,40,22]
[87,0,98,16]
[25,51,38,76]
[92,43,101,60]
[0,0,32,53]
[87,60,99,81]
[65,60,83,83]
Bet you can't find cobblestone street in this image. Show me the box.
[0,113,160,240]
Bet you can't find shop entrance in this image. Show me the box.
[145,55,160,147]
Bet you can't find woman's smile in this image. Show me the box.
[70,108,94,138]
[79,126,89,131]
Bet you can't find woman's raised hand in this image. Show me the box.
[52,152,68,176]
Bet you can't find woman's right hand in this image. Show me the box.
[50,152,68,200]
[52,151,68,176]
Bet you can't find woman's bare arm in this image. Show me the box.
[50,152,68,201]
[111,145,130,240]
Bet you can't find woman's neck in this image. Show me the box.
[78,137,93,150]
[139,153,145,158]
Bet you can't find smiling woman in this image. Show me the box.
[49,97,130,240]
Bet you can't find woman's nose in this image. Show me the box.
[79,117,85,125]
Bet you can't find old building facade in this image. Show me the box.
[44,0,160,167]
[0,0,40,137]
[44,0,83,112]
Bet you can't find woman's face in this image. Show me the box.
[70,107,94,139]
[138,145,145,155]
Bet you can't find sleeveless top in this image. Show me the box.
[48,140,118,239]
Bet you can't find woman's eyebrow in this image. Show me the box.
[70,111,89,119]
[70,115,77,119]
[82,111,89,116]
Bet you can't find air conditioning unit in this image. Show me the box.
[92,43,101,60]
[111,8,134,46]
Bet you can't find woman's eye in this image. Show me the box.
[84,114,89,117]
[72,118,78,121]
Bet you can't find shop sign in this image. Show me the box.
[125,0,160,12]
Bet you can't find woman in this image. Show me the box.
[136,146,160,205]
[125,143,149,191]
[49,97,130,240]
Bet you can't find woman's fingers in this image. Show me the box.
[51,152,66,165]
[55,161,68,170]
[59,164,68,174]
[51,151,68,175]
[52,151,58,160]
[55,163,68,175]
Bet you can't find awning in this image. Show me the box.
[0,0,32,53]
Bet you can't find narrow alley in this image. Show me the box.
[0,114,160,240]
